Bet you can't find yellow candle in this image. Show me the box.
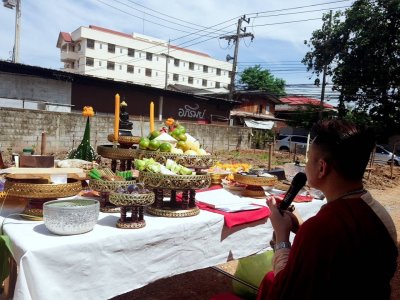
[114,93,120,141]
[150,101,154,133]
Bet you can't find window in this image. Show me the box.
[174,59,180,67]
[99,61,102,66]
[87,39,94,49]
[127,65,134,73]
[76,43,81,51]
[215,82,220,88]
[216,68,221,76]
[86,57,94,67]
[202,79,207,86]
[258,104,263,114]
[145,68,152,77]
[183,62,186,67]
[156,72,158,76]
[203,65,208,73]
[189,62,194,70]
[173,73,179,81]
[119,65,122,70]
[120,48,123,54]
[107,61,115,70]
[99,44,102,49]
[146,52,153,61]
[138,69,141,74]
[108,44,115,53]
[291,136,308,143]
[188,77,194,84]
[128,48,135,57]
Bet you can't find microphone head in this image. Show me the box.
[292,172,307,187]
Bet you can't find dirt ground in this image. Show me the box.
[112,152,400,300]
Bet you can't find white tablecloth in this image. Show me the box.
[1,189,326,300]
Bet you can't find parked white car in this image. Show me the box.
[374,145,400,166]
[276,135,308,152]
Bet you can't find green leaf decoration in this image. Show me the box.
[68,117,97,162]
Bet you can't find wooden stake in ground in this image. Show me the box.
[41,131,46,155]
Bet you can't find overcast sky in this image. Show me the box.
[0,0,352,86]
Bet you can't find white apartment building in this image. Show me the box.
[56,25,232,93]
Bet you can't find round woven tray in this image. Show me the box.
[97,145,136,160]
[107,134,141,145]
[4,178,82,199]
[132,149,214,169]
[146,206,200,217]
[109,192,155,206]
[89,179,137,192]
[233,173,278,187]
[139,172,211,190]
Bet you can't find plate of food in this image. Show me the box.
[221,178,247,191]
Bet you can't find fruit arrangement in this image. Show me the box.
[134,158,194,175]
[138,118,209,156]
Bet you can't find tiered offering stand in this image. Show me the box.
[133,150,213,217]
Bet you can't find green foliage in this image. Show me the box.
[239,65,286,97]
[285,105,335,130]
[302,0,400,138]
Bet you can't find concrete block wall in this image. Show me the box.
[0,107,252,156]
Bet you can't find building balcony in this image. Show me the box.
[60,51,78,62]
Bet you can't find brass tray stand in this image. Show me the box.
[139,172,211,218]
[109,192,155,229]
[89,179,137,213]
[98,133,140,173]
[4,176,83,220]
[233,173,278,198]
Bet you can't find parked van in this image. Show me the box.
[374,145,400,166]
[276,135,309,152]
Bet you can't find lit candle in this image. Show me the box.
[114,93,120,141]
[150,101,154,133]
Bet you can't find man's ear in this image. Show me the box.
[318,159,329,178]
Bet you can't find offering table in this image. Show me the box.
[1,190,326,300]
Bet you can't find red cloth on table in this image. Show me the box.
[177,185,271,228]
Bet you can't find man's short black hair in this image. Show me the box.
[311,119,375,181]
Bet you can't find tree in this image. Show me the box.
[239,65,286,97]
[285,105,335,130]
[302,0,400,139]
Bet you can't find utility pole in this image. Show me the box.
[319,10,332,120]
[3,0,21,63]
[220,15,254,101]
[163,39,171,90]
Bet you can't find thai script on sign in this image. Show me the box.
[178,104,206,119]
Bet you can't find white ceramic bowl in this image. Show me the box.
[43,199,100,235]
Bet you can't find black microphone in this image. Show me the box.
[279,172,307,211]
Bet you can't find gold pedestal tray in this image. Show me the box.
[139,172,211,217]
[109,191,155,229]
[89,179,137,213]
[4,175,83,220]
[132,149,214,170]
[107,134,141,148]
[233,173,278,198]
[97,145,136,173]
